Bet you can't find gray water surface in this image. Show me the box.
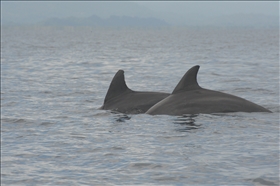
[1,26,279,185]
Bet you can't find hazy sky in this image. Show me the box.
[137,1,279,16]
[137,1,279,26]
[1,1,279,26]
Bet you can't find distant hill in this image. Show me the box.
[1,2,156,25]
[39,15,169,27]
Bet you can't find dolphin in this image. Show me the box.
[100,70,170,114]
[146,65,271,116]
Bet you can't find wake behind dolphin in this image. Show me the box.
[146,65,271,116]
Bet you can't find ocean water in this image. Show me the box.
[1,26,279,185]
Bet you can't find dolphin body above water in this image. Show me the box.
[100,70,170,114]
[146,65,271,116]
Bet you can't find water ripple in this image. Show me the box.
[1,26,279,185]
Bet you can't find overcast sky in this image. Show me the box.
[137,2,279,16]
[1,1,279,27]
[137,1,279,26]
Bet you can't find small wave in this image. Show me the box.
[39,90,52,94]
[92,111,112,117]
[40,121,56,126]
[128,162,164,170]
[70,134,86,139]
[246,177,278,186]
[2,101,17,107]
[1,118,33,124]
[111,146,125,151]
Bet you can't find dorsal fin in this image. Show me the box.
[104,70,131,103]
[172,65,201,94]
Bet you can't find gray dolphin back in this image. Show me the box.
[100,70,170,114]
[146,65,271,115]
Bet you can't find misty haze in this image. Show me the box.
[1,1,279,28]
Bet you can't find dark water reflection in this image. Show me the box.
[173,114,202,132]
[111,111,131,122]
[111,112,203,132]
